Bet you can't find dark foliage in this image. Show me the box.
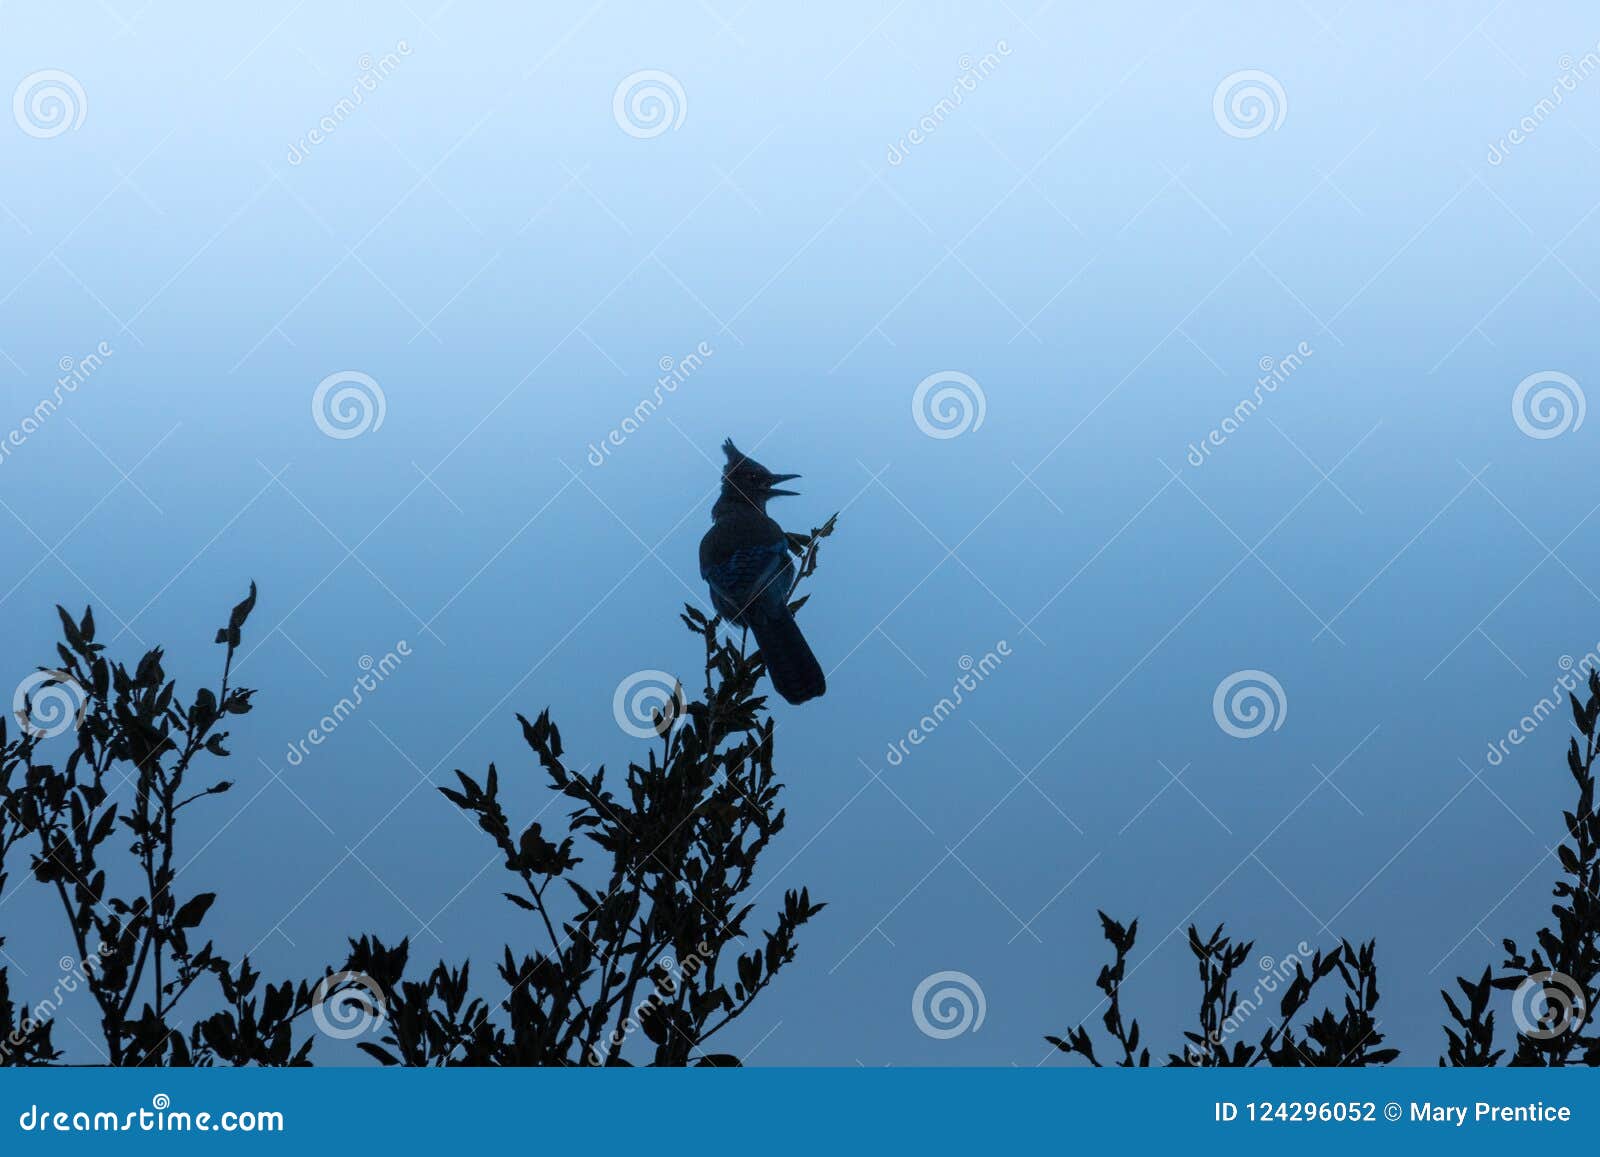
[1048,656,1600,1068]
[343,518,835,1066]
[1441,667,1600,1067]
[1047,913,1395,1066]
[0,520,833,1066]
[7,532,1599,1068]
[0,812,55,1064]
[0,588,351,1065]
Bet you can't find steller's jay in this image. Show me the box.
[699,439,826,704]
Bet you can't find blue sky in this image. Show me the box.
[2,1,1599,1065]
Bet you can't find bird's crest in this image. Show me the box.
[716,437,799,499]
[721,438,765,478]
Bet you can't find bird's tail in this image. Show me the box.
[750,613,826,705]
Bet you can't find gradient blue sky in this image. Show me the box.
[2,2,1599,1065]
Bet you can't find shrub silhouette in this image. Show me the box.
[6,537,1600,1066]
[339,524,833,1065]
[0,520,834,1066]
[0,587,345,1065]
[1440,667,1600,1067]
[1047,662,1600,1067]
[1047,914,1394,1066]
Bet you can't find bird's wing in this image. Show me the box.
[702,541,793,623]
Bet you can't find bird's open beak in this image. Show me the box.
[765,473,800,497]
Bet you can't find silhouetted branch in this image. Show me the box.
[1443,666,1600,1066]
[1050,914,1395,1067]
[344,519,837,1066]
[0,587,344,1066]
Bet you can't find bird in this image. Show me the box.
[699,439,826,705]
